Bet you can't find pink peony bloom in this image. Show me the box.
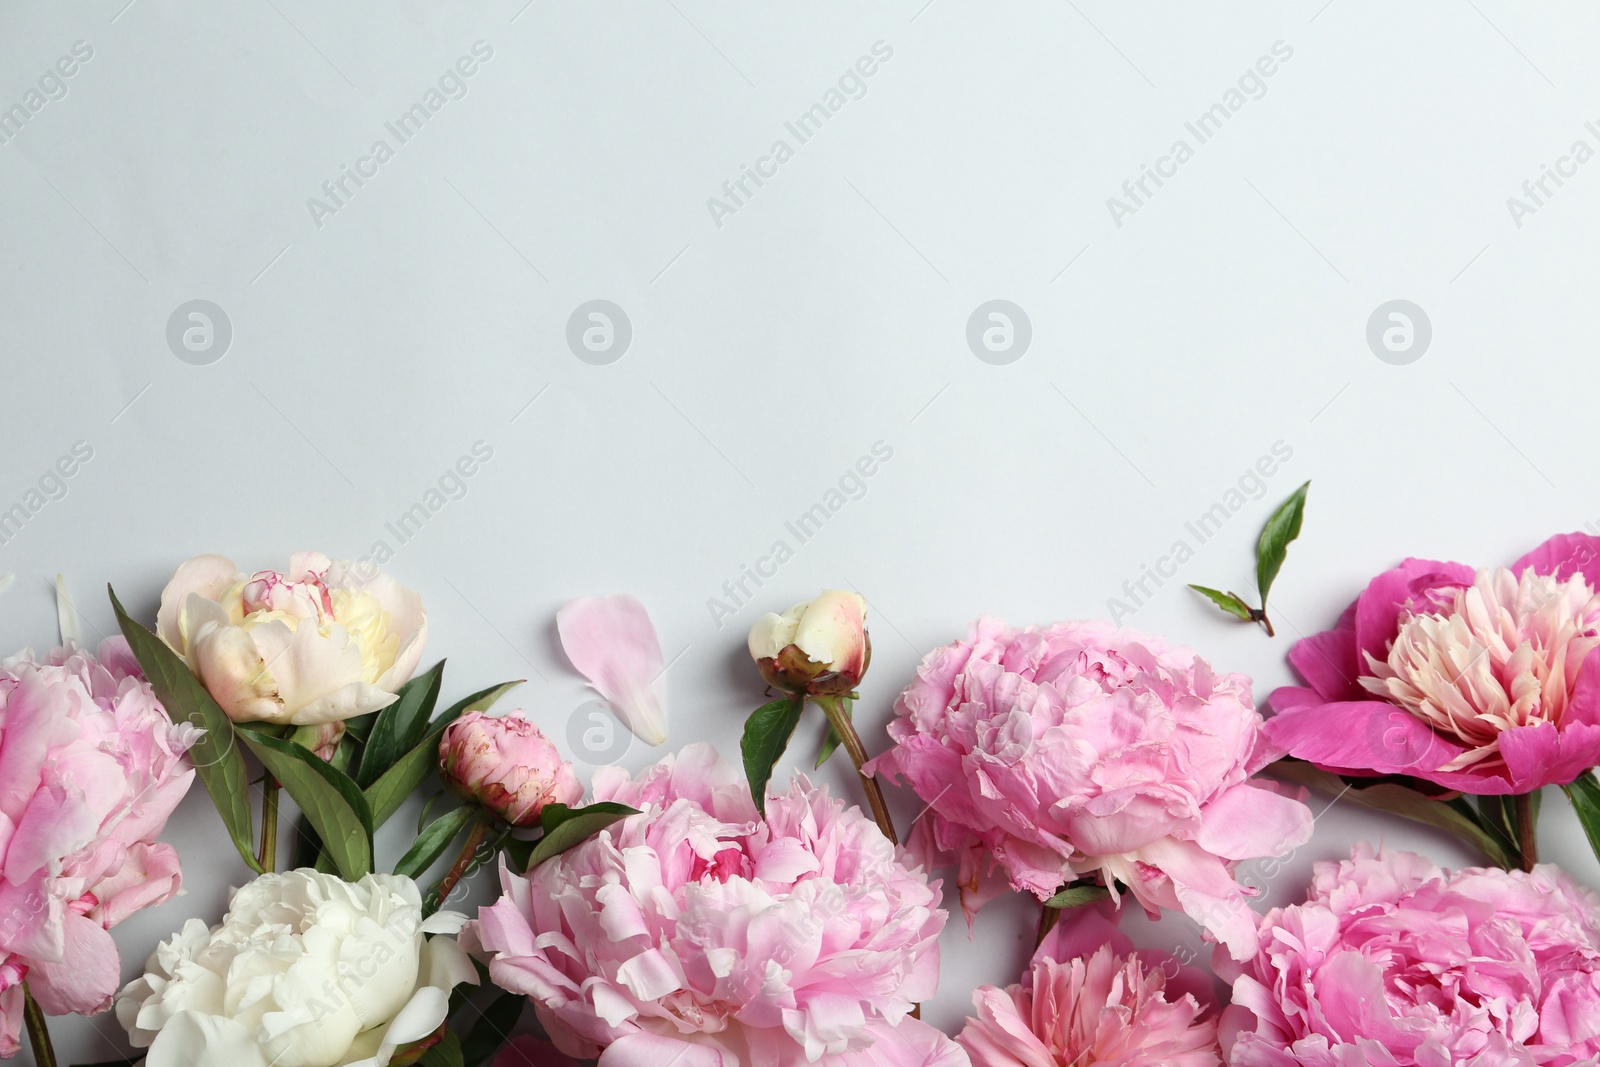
[866,618,1312,960]
[1266,532,1600,794]
[0,639,199,1056]
[1221,843,1600,1066]
[462,743,964,1067]
[438,710,583,826]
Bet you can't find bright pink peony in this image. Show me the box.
[1221,843,1600,1065]
[959,908,1220,1067]
[0,639,199,1057]
[462,743,964,1067]
[438,710,582,826]
[866,618,1312,960]
[1266,532,1600,794]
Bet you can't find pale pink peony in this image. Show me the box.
[438,710,583,826]
[462,743,964,1067]
[157,551,427,726]
[1267,533,1600,794]
[1221,843,1600,1066]
[960,906,1220,1067]
[866,618,1313,960]
[0,639,199,1057]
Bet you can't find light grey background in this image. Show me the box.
[3,0,1599,1061]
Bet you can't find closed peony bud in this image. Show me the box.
[746,590,871,696]
[289,720,346,762]
[438,711,582,826]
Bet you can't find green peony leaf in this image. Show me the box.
[1043,884,1111,909]
[394,805,476,879]
[1562,771,1600,869]
[237,726,375,881]
[1188,585,1255,621]
[504,802,638,872]
[357,660,445,788]
[460,991,527,1067]
[110,585,261,874]
[1256,480,1310,610]
[741,695,806,818]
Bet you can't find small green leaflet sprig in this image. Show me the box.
[1190,480,1310,637]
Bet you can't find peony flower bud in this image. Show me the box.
[746,590,871,696]
[289,720,346,763]
[438,711,582,826]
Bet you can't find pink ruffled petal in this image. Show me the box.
[27,912,120,1016]
[557,595,668,746]
[1196,782,1313,862]
[1286,626,1363,703]
[1262,699,1466,781]
[1353,558,1475,668]
[1509,531,1600,586]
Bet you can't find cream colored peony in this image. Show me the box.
[156,552,427,725]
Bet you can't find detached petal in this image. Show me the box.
[558,595,668,746]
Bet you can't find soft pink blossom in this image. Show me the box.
[438,710,582,826]
[157,552,427,726]
[866,618,1313,960]
[463,744,964,1067]
[960,911,1220,1067]
[0,639,198,1056]
[1221,843,1600,1066]
[1266,533,1600,794]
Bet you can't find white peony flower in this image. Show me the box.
[116,870,476,1067]
[156,552,428,726]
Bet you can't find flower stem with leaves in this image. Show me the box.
[1191,480,1310,636]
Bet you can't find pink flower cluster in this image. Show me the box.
[959,911,1220,1067]
[1222,844,1600,1065]
[0,640,198,1055]
[464,744,962,1067]
[867,618,1312,959]
[1267,532,1600,794]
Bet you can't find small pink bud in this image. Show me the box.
[438,710,583,826]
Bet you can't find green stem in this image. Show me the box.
[1514,791,1538,872]
[813,695,898,845]
[432,812,494,911]
[257,777,279,873]
[23,984,57,1067]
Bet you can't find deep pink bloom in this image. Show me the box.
[867,618,1312,960]
[1266,532,1600,794]
[463,744,964,1067]
[1221,843,1600,1065]
[438,710,583,826]
[0,640,198,1055]
[959,908,1220,1067]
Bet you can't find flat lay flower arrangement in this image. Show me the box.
[7,487,1600,1067]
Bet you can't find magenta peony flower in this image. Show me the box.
[866,618,1312,960]
[959,908,1220,1067]
[462,743,964,1067]
[438,709,583,826]
[0,639,199,1056]
[1266,532,1600,794]
[1221,843,1600,1065]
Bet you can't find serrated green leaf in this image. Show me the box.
[504,802,637,872]
[394,805,475,879]
[741,696,806,818]
[1563,772,1600,868]
[1256,480,1310,609]
[1267,759,1515,869]
[110,585,261,874]
[1044,884,1111,909]
[460,990,526,1067]
[357,660,445,788]
[363,679,522,830]
[237,726,374,880]
[1188,585,1254,621]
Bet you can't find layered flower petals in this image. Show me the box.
[464,744,958,1067]
[869,619,1310,959]
[1268,533,1600,793]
